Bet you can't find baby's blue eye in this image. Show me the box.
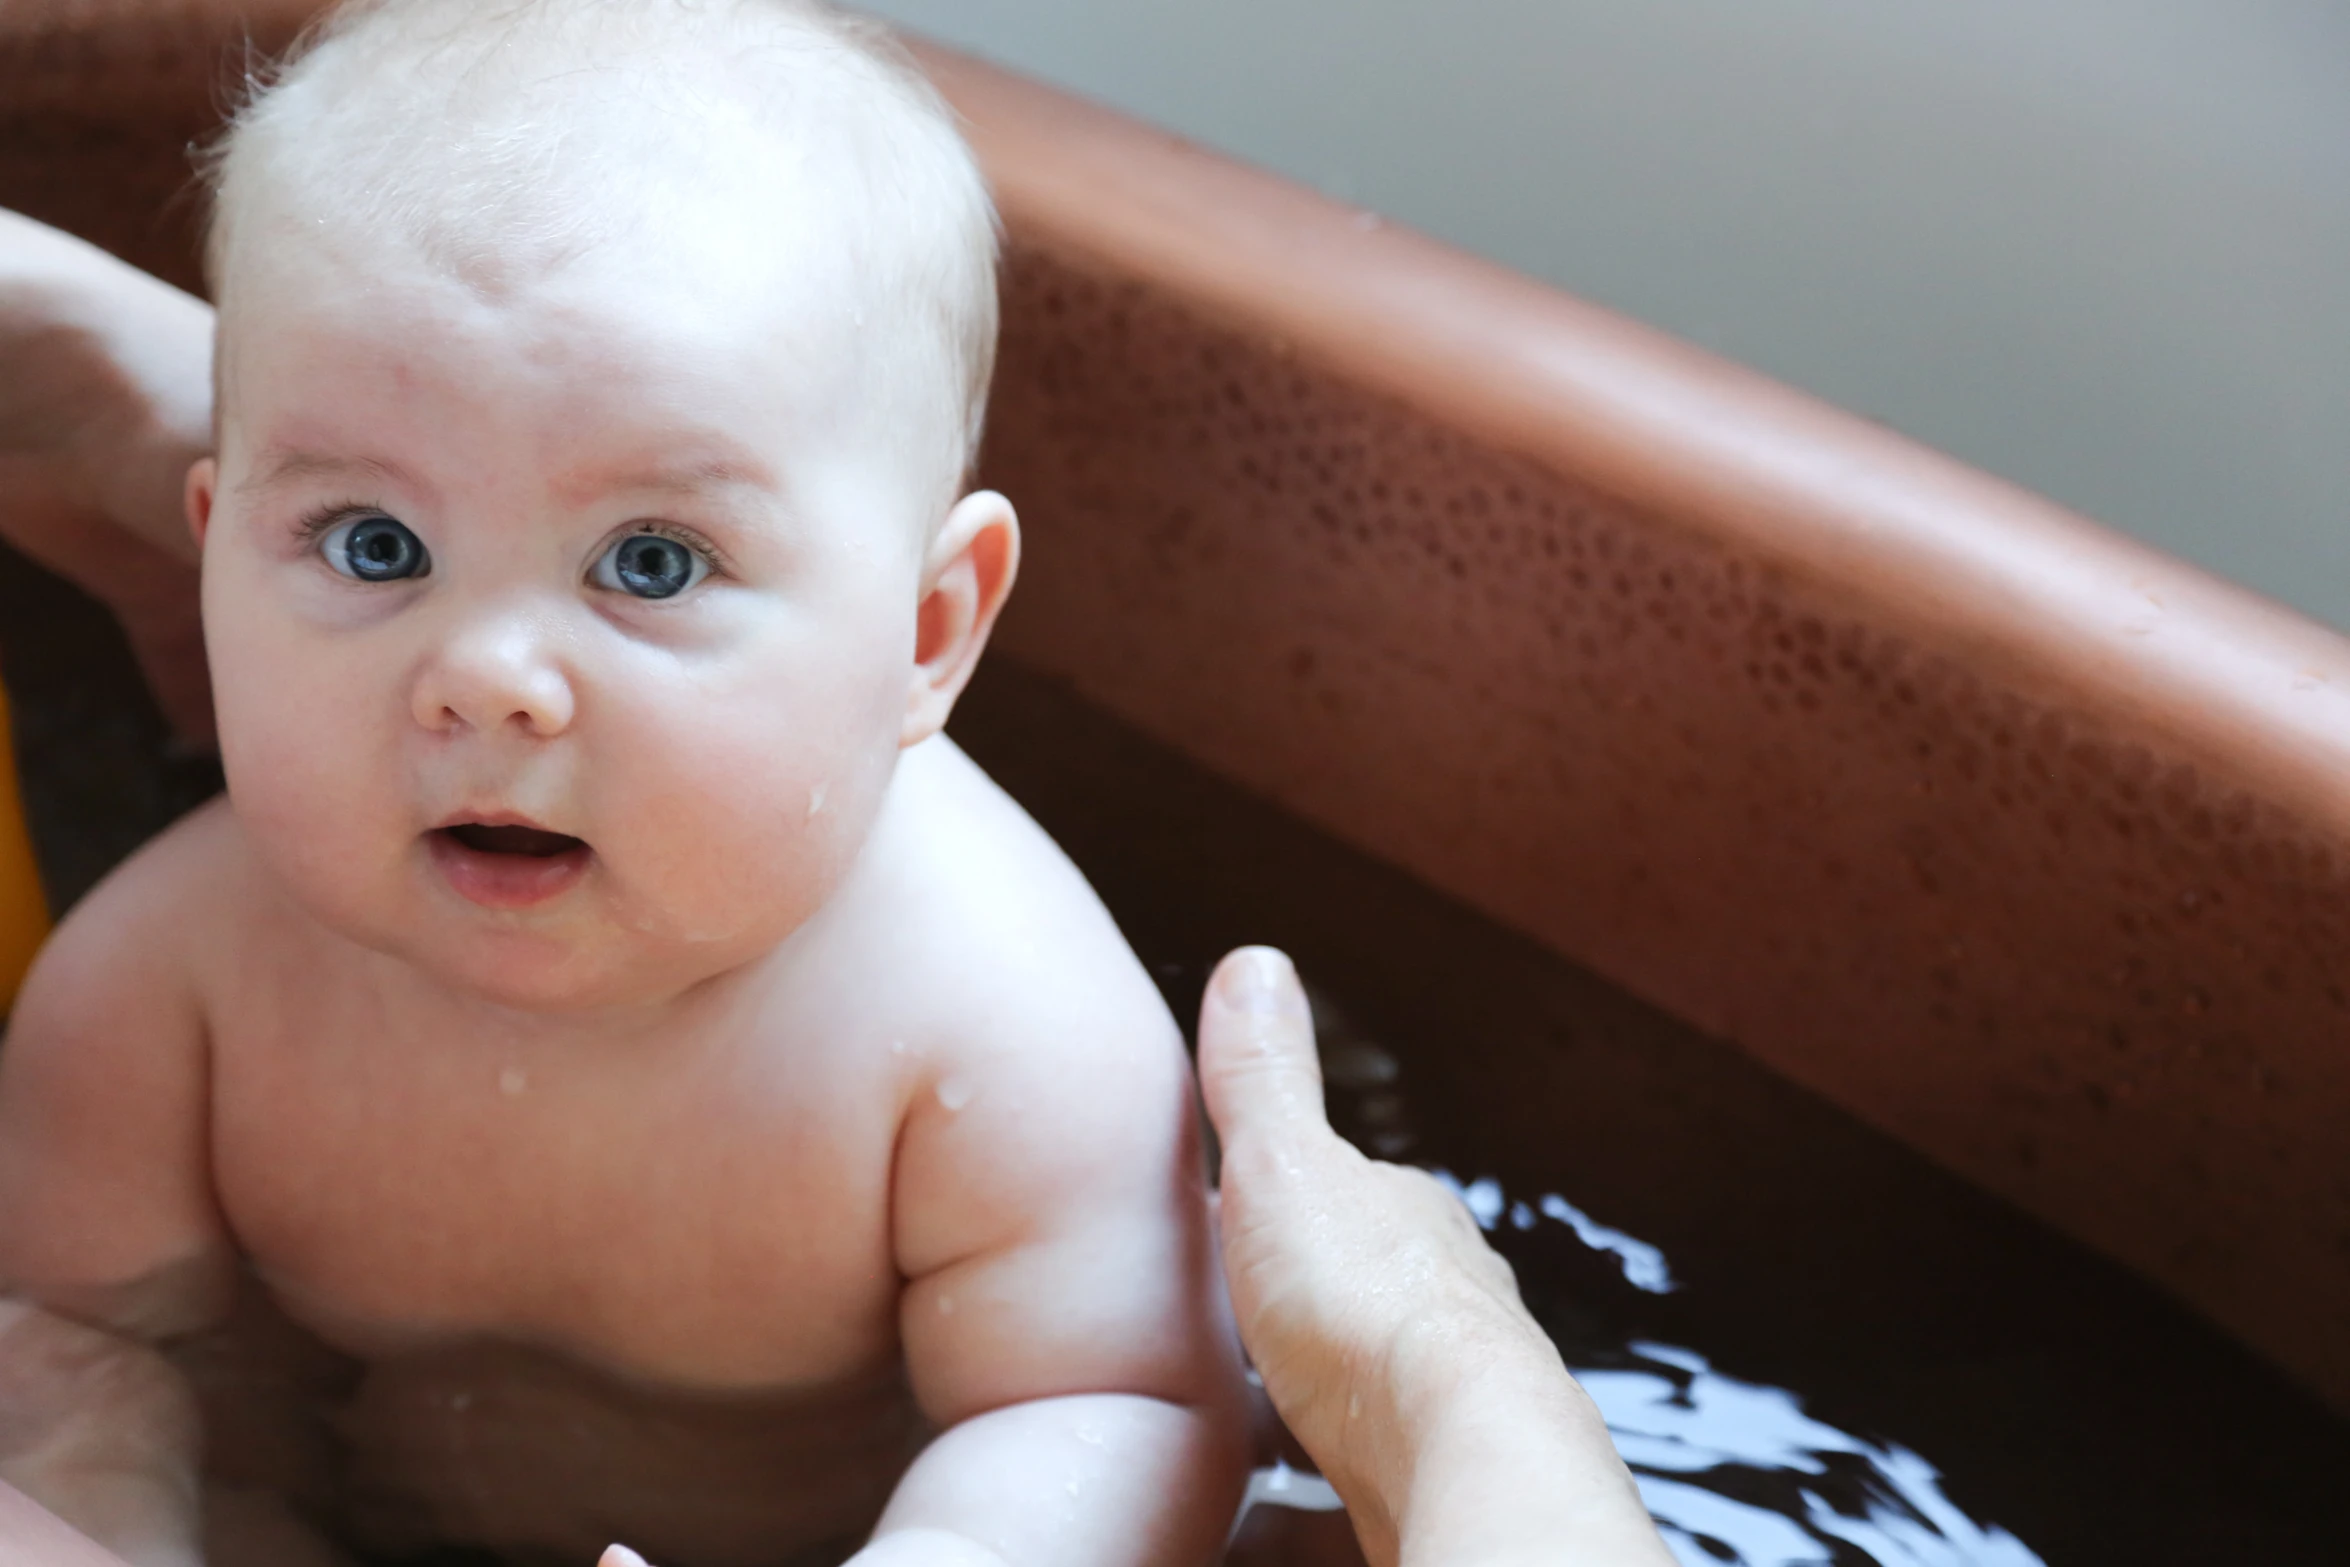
[323,514,430,582]
[593,533,707,600]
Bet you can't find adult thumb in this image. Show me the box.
[1197,947,1330,1151]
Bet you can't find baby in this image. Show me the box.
[0,3,1249,1565]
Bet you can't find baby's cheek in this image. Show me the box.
[588,673,895,937]
[216,614,375,819]
[217,649,417,933]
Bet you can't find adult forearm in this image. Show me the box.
[0,207,212,565]
[0,209,216,738]
[1390,1343,1672,1567]
[861,1391,1248,1567]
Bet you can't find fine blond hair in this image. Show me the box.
[199,0,1000,489]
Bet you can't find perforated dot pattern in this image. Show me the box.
[983,243,2350,1406]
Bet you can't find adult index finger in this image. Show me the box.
[1196,947,1330,1151]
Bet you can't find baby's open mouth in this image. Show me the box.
[439,822,588,858]
[428,821,593,909]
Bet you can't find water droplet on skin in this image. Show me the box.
[890,1039,907,1055]
[1347,1393,1361,1419]
[499,1068,528,1097]
[807,783,828,818]
[937,1075,975,1112]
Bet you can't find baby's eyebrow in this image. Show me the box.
[557,453,780,504]
[240,449,411,496]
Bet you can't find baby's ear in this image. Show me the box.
[184,457,217,549]
[902,490,1020,749]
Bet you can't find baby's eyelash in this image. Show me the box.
[293,500,381,542]
[622,520,735,579]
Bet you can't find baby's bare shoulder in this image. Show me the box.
[19,795,260,1010]
[841,740,1197,1273]
[854,736,1179,1075]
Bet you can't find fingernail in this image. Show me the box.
[1218,946,1297,1013]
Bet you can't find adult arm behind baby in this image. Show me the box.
[860,967,1251,1567]
[0,828,232,1567]
[0,209,214,744]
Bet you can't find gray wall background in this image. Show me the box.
[856,0,2350,631]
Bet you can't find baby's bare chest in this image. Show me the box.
[201,977,910,1388]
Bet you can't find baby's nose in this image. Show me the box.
[412,606,576,738]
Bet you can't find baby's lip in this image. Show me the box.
[426,814,592,909]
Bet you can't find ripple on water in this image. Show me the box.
[1240,1163,2047,1565]
[1229,986,2048,1567]
[1582,1337,2043,1567]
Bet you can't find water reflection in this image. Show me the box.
[1438,1173,1679,1296]
[1581,1338,2043,1567]
[1414,1170,2047,1566]
[1286,983,2046,1567]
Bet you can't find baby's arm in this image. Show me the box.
[0,831,231,1567]
[869,979,1251,1567]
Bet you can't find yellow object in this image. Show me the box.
[0,678,50,1012]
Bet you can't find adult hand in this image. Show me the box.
[0,210,214,744]
[1198,947,1674,1567]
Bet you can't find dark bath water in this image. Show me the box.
[4,545,2347,1565]
[946,664,2350,1567]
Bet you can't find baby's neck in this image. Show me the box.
[377,925,798,1052]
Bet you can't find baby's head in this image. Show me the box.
[190,0,1012,1009]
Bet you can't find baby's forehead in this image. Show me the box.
[206,0,998,501]
[233,152,881,342]
[222,201,899,470]
[223,244,857,467]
